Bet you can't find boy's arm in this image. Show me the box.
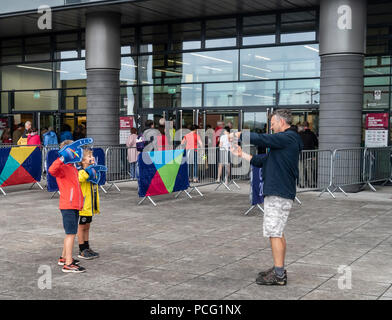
[48,158,65,178]
[78,169,89,183]
[241,132,291,149]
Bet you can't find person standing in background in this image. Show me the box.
[126,127,139,180]
[1,128,12,144]
[12,123,24,144]
[27,128,41,145]
[60,124,73,143]
[43,127,59,146]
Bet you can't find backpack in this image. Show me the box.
[136,134,146,152]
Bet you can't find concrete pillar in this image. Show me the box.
[318,0,367,192]
[319,0,367,149]
[86,12,121,145]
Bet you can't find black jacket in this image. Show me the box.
[242,128,303,200]
[299,129,318,150]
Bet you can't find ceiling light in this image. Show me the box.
[16,65,69,73]
[367,69,383,75]
[303,45,319,52]
[167,59,190,65]
[155,68,183,75]
[242,64,271,72]
[242,73,269,80]
[17,65,53,72]
[255,55,271,61]
[202,66,223,72]
[190,53,232,64]
[121,63,137,68]
[120,78,136,82]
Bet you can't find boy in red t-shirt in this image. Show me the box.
[49,138,91,273]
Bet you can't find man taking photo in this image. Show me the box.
[230,109,303,286]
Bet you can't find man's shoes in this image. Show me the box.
[62,263,86,273]
[78,249,96,260]
[58,257,80,266]
[258,267,287,277]
[87,248,99,258]
[257,266,274,277]
[256,269,287,286]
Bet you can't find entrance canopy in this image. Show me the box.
[0,0,319,38]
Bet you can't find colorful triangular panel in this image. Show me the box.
[146,171,168,196]
[2,165,35,187]
[0,148,11,168]
[137,149,189,198]
[157,153,182,193]
[149,149,184,172]
[173,156,190,193]
[9,146,35,165]
[137,153,157,197]
[0,156,21,186]
[21,147,42,182]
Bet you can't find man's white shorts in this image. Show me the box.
[263,196,293,238]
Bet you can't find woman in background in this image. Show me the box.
[126,127,139,180]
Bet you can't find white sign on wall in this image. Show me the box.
[365,129,388,148]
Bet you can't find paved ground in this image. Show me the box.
[1,180,392,300]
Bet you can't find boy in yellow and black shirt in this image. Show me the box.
[77,149,106,260]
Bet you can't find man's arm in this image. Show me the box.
[241,131,291,149]
[250,154,267,168]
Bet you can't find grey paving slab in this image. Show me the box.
[127,268,200,286]
[1,181,392,299]
[225,283,311,300]
[147,275,253,300]
[300,289,378,300]
[378,285,392,297]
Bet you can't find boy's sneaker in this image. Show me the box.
[78,249,96,260]
[256,270,287,286]
[258,267,287,277]
[62,263,86,273]
[88,248,99,258]
[58,257,80,266]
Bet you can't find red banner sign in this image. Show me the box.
[365,113,388,130]
[120,116,134,129]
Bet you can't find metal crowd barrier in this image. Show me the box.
[184,145,256,196]
[363,147,392,191]
[297,149,333,196]
[2,142,392,200]
[102,145,137,192]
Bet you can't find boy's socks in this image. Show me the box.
[274,266,285,278]
[84,241,90,250]
[79,243,87,252]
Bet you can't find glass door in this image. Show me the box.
[205,109,240,131]
[291,109,319,135]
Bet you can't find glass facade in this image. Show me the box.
[0,9,321,136]
[363,1,392,145]
[0,0,122,14]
